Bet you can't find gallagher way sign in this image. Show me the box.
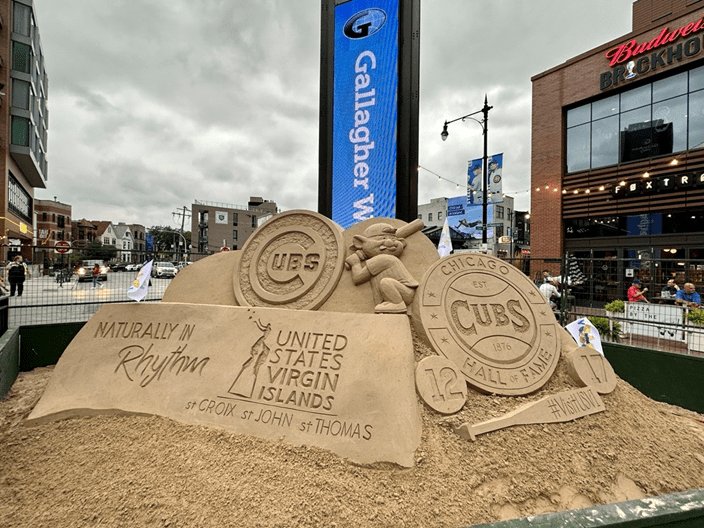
[318,0,420,229]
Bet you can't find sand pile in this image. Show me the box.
[1,336,703,528]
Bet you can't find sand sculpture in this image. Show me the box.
[11,210,704,526]
[29,211,614,465]
[345,218,424,314]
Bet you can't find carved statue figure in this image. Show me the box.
[229,319,272,398]
[345,219,424,314]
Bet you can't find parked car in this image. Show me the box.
[110,262,126,272]
[76,260,108,282]
[151,261,177,278]
[125,263,142,272]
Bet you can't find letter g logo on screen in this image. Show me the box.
[343,9,386,39]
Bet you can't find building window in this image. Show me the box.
[566,65,704,173]
[13,2,33,37]
[251,216,257,228]
[232,213,238,226]
[103,237,109,245]
[233,230,238,241]
[496,205,504,219]
[428,213,433,222]
[11,79,31,110]
[438,211,443,221]
[57,215,65,228]
[12,41,31,74]
[42,212,47,221]
[11,116,30,147]
[417,214,422,219]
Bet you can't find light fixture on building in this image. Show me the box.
[670,159,679,165]
[642,172,649,178]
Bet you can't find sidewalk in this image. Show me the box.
[6,272,170,326]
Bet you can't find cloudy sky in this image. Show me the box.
[33,0,634,230]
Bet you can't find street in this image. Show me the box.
[6,271,173,327]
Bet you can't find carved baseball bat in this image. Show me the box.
[454,387,604,441]
[394,218,424,240]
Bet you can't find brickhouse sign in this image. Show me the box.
[600,15,704,90]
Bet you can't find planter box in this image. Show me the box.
[687,324,704,353]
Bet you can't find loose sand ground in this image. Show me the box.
[1,337,703,527]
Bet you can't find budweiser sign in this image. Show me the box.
[605,16,704,66]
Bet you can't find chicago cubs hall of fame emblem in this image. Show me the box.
[234,210,346,311]
[413,254,561,396]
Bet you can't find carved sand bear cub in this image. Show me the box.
[345,218,424,314]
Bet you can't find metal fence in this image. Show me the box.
[1,248,214,327]
[2,248,702,356]
[505,254,704,355]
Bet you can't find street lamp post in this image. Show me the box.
[159,229,188,263]
[441,95,493,245]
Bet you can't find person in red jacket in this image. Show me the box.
[627,278,649,303]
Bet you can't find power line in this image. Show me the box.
[418,165,530,196]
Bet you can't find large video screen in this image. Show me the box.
[331,0,399,228]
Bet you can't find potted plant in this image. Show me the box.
[685,308,704,353]
[604,300,625,316]
[590,315,622,343]
[604,299,626,337]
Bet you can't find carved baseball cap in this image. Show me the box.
[363,223,397,238]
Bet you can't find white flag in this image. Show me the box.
[126,260,154,302]
[565,317,604,355]
[438,218,453,258]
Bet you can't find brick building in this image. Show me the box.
[191,197,278,254]
[531,0,704,287]
[35,198,70,248]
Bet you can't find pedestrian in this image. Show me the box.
[660,279,679,299]
[539,276,561,310]
[6,255,28,297]
[92,263,103,288]
[627,278,649,303]
[675,282,701,308]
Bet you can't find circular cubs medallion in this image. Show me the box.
[234,210,345,310]
[412,253,561,396]
[415,355,467,414]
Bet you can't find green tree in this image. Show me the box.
[147,226,174,253]
[148,226,189,260]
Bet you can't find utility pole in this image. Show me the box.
[172,206,191,262]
